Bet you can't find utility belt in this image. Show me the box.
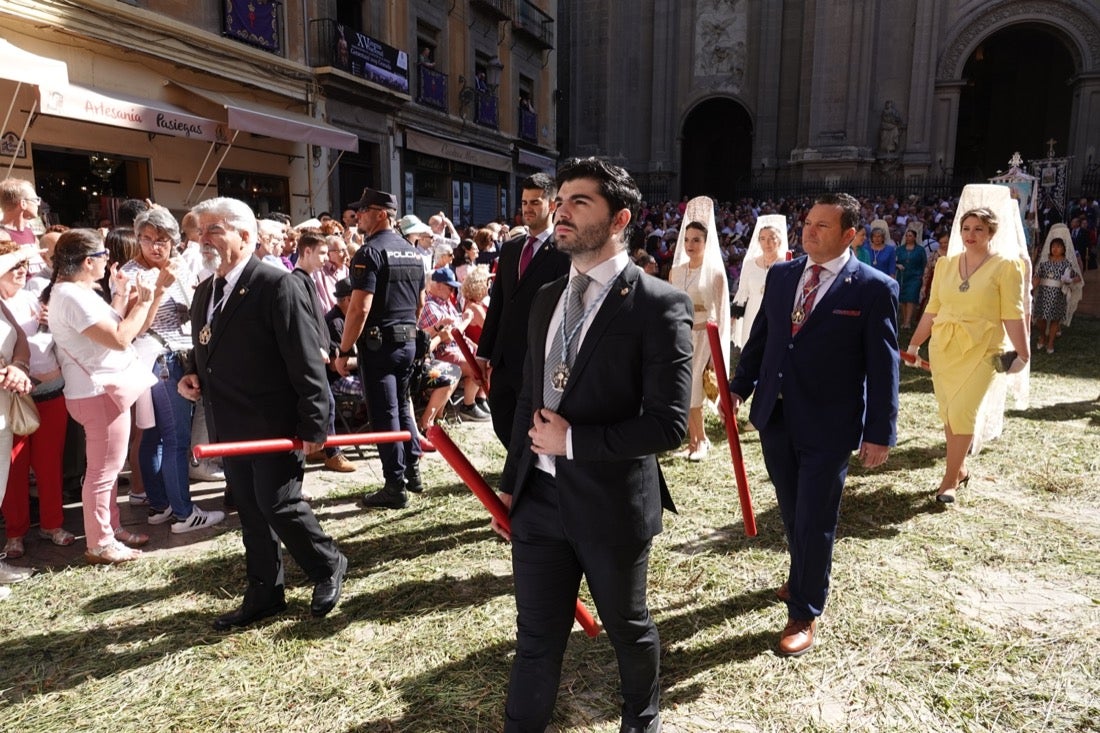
[361,323,418,351]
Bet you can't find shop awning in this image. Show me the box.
[0,36,71,175]
[38,83,224,142]
[170,82,359,151]
[0,37,69,88]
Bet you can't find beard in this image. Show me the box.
[556,217,613,258]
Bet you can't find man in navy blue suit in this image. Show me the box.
[729,192,899,656]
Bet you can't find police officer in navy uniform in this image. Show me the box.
[334,188,425,508]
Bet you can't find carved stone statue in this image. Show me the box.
[878,100,904,156]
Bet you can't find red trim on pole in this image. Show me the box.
[426,425,601,638]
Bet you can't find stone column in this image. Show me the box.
[930,80,966,176]
[1068,72,1100,192]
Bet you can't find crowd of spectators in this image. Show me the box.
[0,174,1094,598]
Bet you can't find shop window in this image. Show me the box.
[32,146,150,227]
[217,170,290,217]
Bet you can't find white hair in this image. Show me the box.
[191,197,258,240]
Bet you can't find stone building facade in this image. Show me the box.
[559,0,1100,202]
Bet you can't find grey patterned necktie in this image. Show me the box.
[543,274,592,410]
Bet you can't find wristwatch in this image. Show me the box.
[338,347,356,358]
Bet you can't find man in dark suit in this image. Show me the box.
[179,197,347,630]
[477,173,570,447]
[492,158,692,733]
[729,192,899,656]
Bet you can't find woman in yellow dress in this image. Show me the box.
[905,204,1030,503]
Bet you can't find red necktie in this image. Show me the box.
[518,236,537,278]
[791,264,823,335]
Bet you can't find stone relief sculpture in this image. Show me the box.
[695,0,746,88]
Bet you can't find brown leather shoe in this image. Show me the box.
[777,617,817,656]
[305,450,326,465]
[775,582,790,603]
[323,453,356,473]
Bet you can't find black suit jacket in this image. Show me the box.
[477,232,570,388]
[190,257,329,444]
[500,262,693,544]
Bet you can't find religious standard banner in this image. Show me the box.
[332,24,409,95]
[223,0,281,54]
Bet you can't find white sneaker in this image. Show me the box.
[128,492,149,506]
[147,506,174,525]
[0,555,33,583]
[171,506,226,534]
[688,440,710,462]
[189,462,226,482]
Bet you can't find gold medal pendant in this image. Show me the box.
[551,363,569,392]
[198,324,212,345]
[791,307,806,325]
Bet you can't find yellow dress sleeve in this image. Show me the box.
[997,258,1026,321]
[926,255,948,313]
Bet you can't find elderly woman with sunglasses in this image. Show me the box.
[47,230,161,564]
[0,241,75,562]
[121,209,224,535]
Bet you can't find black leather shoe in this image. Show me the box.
[213,590,287,631]
[620,714,661,733]
[362,482,408,509]
[405,462,423,494]
[311,553,348,617]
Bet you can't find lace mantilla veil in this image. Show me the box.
[1037,223,1085,327]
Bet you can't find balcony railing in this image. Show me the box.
[309,19,410,95]
[223,0,283,55]
[471,0,514,22]
[513,0,554,49]
[418,65,449,111]
[475,91,499,129]
[519,108,537,143]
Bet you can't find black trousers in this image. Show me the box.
[487,365,518,448]
[757,399,851,620]
[504,470,660,732]
[223,451,341,598]
[358,340,421,483]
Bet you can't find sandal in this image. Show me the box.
[38,528,76,547]
[85,541,141,565]
[3,537,24,559]
[113,529,150,548]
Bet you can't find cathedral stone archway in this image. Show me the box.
[953,24,1075,180]
[680,98,752,202]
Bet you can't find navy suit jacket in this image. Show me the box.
[729,255,899,451]
[500,262,692,544]
[190,257,329,445]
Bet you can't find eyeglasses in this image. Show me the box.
[87,250,109,259]
[22,196,41,205]
[138,236,174,248]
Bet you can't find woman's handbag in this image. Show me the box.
[730,301,747,318]
[91,369,157,412]
[9,392,40,435]
[702,363,719,402]
[58,345,157,412]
